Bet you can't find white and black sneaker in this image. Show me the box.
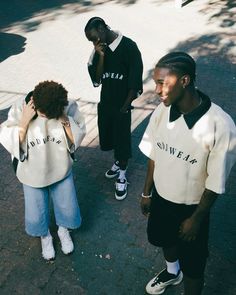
[105,161,120,179]
[146,268,183,294]
[115,178,128,200]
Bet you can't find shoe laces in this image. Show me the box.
[111,162,120,172]
[152,269,177,286]
[116,179,127,191]
[152,275,162,286]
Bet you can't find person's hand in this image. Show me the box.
[140,197,151,217]
[19,97,36,144]
[20,98,36,127]
[120,104,134,114]
[94,39,106,56]
[60,113,70,127]
[120,105,129,114]
[179,216,201,242]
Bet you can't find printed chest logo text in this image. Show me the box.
[157,141,198,164]
[102,72,123,80]
[28,135,62,149]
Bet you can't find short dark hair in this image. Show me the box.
[84,17,109,32]
[33,81,68,119]
[156,52,196,82]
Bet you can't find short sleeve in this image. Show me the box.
[126,41,143,96]
[205,116,236,194]
[88,50,101,87]
[139,108,160,161]
[66,101,86,151]
[0,99,27,160]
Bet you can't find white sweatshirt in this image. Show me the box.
[139,101,236,205]
[0,98,86,188]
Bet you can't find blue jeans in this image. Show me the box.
[23,171,81,236]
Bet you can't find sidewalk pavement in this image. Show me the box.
[0,1,236,294]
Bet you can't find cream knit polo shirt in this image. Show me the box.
[139,92,236,205]
[0,98,86,188]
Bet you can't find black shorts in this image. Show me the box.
[97,103,131,161]
[147,187,209,278]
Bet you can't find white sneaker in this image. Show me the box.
[146,268,183,294]
[57,227,74,255]
[41,234,55,260]
[105,161,120,178]
[115,178,128,200]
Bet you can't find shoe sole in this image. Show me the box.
[42,254,55,261]
[146,288,165,295]
[62,249,74,255]
[146,271,183,295]
[115,191,127,201]
[105,171,120,179]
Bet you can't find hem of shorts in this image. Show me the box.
[100,146,113,151]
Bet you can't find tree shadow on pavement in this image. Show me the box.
[199,0,236,28]
[0,20,236,294]
[0,32,26,62]
[0,0,139,32]
[175,33,236,121]
[143,32,236,121]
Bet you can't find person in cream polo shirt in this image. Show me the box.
[0,81,86,261]
[139,52,236,295]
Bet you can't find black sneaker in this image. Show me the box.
[105,161,120,179]
[146,268,183,294]
[115,178,128,200]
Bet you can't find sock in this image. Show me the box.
[118,169,127,181]
[166,260,180,275]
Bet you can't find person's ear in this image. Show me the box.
[181,74,190,89]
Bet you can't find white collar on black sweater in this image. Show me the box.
[109,31,123,52]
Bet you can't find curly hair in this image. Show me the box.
[33,81,68,119]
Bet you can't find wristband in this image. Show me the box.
[141,193,152,199]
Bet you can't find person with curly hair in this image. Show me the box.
[0,81,86,260]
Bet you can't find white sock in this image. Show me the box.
[166,260,180,275]
[118,169,127,181]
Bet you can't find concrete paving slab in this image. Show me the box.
[0,0,236,294]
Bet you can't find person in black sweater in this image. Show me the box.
[85,17,143,200]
